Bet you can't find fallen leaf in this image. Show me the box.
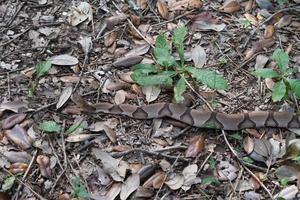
[217,161,238,181]
[244,13,258,26]
[1,113,27,130]
[255,0,273,10]
[36,155,51,178]
[113,56,143,68]
[245,0,254,12]
[2,151,32,164]
[105,32,118,47]
[220,0,240,13]
[124,44,150,57]
[120,174,140,200]
[143,171,166,189]
[254,55,269,70]
[274,185,298,200]
[169,0,202,11]
[92,148,123,181]
[69,2,93,26]
[106,183,121,200]
[264,25,275,39]
[0,101,28,113]
[165,173,184,190]
[156,0,169,19]
[134,186,154,198]
[78,36,92,55]
[119,72,134,83]
[56,86,73,109]
[137,0,148,10]
[102,79,131,93]
[65,133,101,142]
[114,90,127,105]
[9,162,28,174]
[191,45,206,68]
[59,76,80,83]
[142,86,161,103]
[277,15,292,28]
[4,125,32,150]
[275,165,299,181]
[182,164,201,191]
[49,54,79,66]
[191,12,226,32]
[244,37,274,60]
[244,191,262,200]
[185,135,205,158]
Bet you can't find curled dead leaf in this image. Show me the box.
[9,162,28,174]
[4,125,32,150]
[104,32,118,47]
[36,155,51,178]
[169,0,202,11]
[56,86,73,109]
[220,0,240,13]
[185,135,205,158]
[2,113,27,130]
[244,13,258,26]
[156,0,169,19]
[113,56,143,68]
[217,161,238,181]
[120,174,140,200]
[264,25,275,39]
[143,171,166,189]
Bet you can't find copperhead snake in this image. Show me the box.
[72,95,300,130]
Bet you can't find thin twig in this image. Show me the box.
[0,28,30,47]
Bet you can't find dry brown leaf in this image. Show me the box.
[265,78,275,90]
[244,13,258,26]
[112,145,131,152]
[59,76,80,83]
[120,174,140,200]
[264,25,275,39]
[274,185,298,200]
[244,37,274,60]
[102,79,131,93]
[56,86,73,109]
[142,86,161,103]
[113,55,143,68]
[190,12,226,32]
[9,162,28,174]
[4,125,32,150]
[143,171,166,189]
[105,14,127,30]
[165,174,184,190]
[65,133,101,142]
[104,31,118,47]
[220,0,240,13]
[106,183,121,200]
[49,54,79,66]
[169,0,202,11]
[249,175,261,190]
[131,15,141,26]
[137,0,148,10]
[217,161,238,181]
[277,15,292,28]
[71,93,95,112]
[245,0,254,11]
[36,155,51,178]
[124,44,150,57]
[157,0,168,19]
[2,113,27,130]
[3,151,32,164]
[0,101,28,113]
[185,135,205,158]
[114,90,127,105]
[131,84,143,95]
[134,186,154,198]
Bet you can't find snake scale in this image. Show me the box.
[72,95,300,130]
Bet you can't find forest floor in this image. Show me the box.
[1,0,300,199]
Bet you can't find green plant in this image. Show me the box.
[71,177,89,199]
[1,176,16,191]
[238,18,251,28]
[28,60,52,97]
[255,48,300,102]
[131,26,228,103]
[39,120,61,133]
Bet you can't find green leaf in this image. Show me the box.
[155,33,168,49]
[201,176,220,186]
[272,48,289,73]
[186,67,228,90]
[1,176,16,191]
[36,61,51,78]
[288,79,300,99]
[154,47,176,67]
[132,64,160,74]
[272,80,286,102]
[71,177,89,198]
[174,76,186,103]
[39,120,61,133]
[255,69,279,78]
[66,122,86,135]
[172,26,187,66]
[132,73,173,86]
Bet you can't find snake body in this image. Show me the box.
[88,102,300,130]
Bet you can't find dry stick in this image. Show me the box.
[7,72,11,99]
[228,167,244,199]
[74,53,88,92]
[111,1,155,49]
[6,1,25,27]
[221,129,273,199]
[2,167,47,200]
[242,5,300,51]
[13,150,38,200]
[0,28,30,47]
[111,148,189,162]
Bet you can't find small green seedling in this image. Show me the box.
[28,60,52,97]
[238,18,251,28]
[1,176,16,191]
[71,177,89,199]
[255,48,300,102]
[39,120,61,133]
[131,25,228,103]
